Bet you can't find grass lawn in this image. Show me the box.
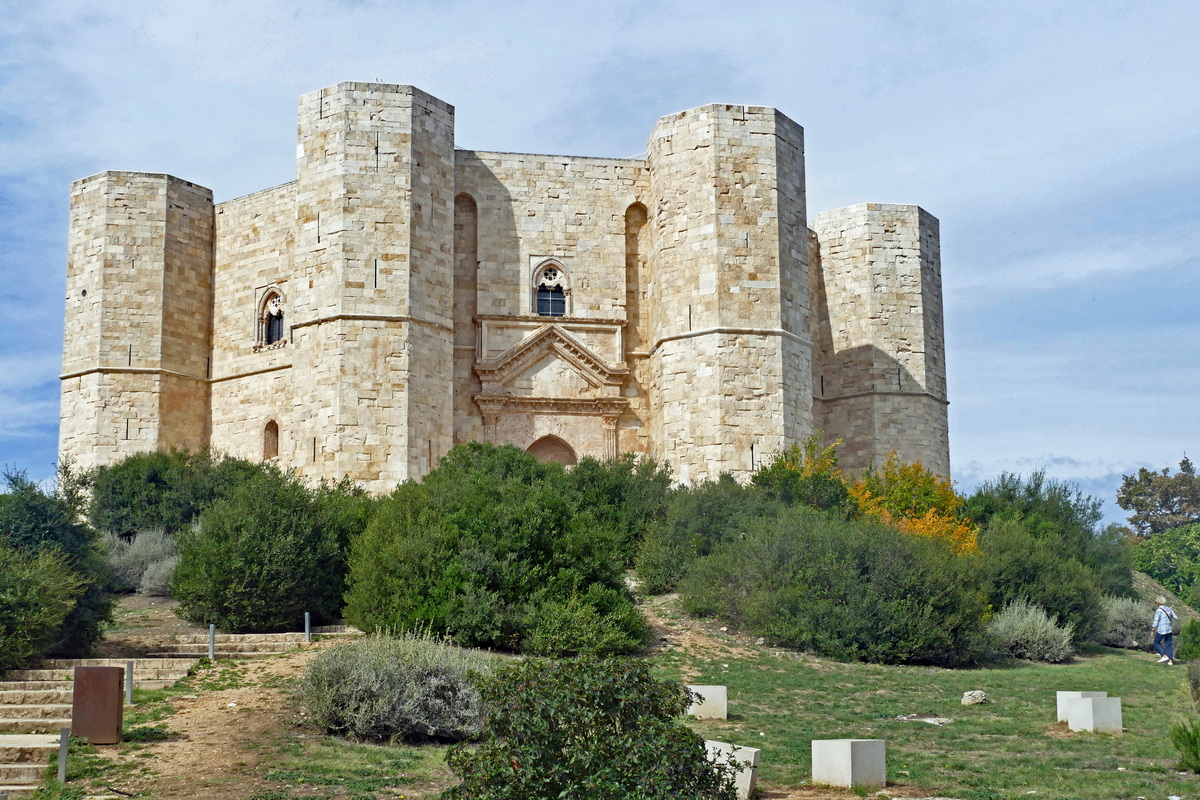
[656,638,1200,799]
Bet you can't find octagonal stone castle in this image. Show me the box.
[59,82,949,491]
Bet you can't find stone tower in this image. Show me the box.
[645,105,811,483]
[811,204,949,475]
[59,173,214,466]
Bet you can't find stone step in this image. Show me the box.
[147,650,280,660]
[311,625,361,634]
[0,705,72,721]
[0,719,70,734]
[0,690,73,705]
[0,762,44,783]
[0,784,38,799]
[39,658,198,670]
[0,734,59,763]
[171,632,308,644]
[2,668,191,682]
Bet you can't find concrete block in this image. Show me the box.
[1066,696,1123,733]
[1056,691,1107,722]
[811,738,886,788]
[687,685,728,720]
[705,740,760,800]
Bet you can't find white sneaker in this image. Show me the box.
[1168,659,1175,665]
[1158,655,1170,662]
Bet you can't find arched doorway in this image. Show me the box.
[526,435,577,466]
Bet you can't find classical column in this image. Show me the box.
[602,412,621,460]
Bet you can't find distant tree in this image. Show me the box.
[1117,457,1200,536]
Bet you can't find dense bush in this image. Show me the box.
[0,544,84,670]
[751,436,856,515]
[88,449,261,537]
[172,467,364,632]
[976,518,1105,642]
[636,475,782,595]
[344,443,648,655]
[967,471,1134,601]
[444,657,740,800]
[1178,619,1200,662]
[987,599,1075,663]
[1097,595,1154,650]
[105,528,179,595]
[561,454,674,564]
[1134,523,1200,598]
[1172,719,1200,772]
[298,632,490,742]
[0,468,113,656]
[679,506,990,666]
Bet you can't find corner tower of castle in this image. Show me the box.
[59,82,950,487]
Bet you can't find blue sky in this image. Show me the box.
[2,0,1197,523]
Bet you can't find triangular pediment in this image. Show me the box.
[474,324,627,394]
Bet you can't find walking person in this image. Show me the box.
[1153,596,1178,665]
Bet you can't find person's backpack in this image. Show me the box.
[1169,606,1182,635]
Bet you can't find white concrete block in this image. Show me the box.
[1056,691,1107,722]
[705,740,760,800]
[687,685,728,720]
[811,738,886,788]
[1067,696,1123,733]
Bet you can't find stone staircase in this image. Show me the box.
[148,625,357,659]
[0,734,60,799]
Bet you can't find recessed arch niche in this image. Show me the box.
[525,435,577,466]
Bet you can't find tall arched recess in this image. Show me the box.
[453,193,480,444]
[526,435,577,466]
[624,202,649,356]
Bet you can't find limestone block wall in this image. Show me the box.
[645,104,812,482]
[811,203,949,475]
[60,172,213,469]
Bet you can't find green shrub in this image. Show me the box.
[977,518,1104,642]
[987,599,1075,663]
[1188,660,1200,711]
[751,436,857,516]
[298,632,490,743]
[1097,594,1154,651]
[560,454,674,565]
[968,471,1134,600]
[171,466,345,632]
[344,444,647,655]
[88,449,261,537]
[1178,619,1200,662]
[636,475,782,595]
[0,544,84,670]
[105,528,179,594]
[679,506,989,666]
[0,468,113,656]
[1172,719,1200,772]
[1134,523,1200,598]
[444,657,739,800]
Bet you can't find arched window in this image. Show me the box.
[532,261,569,318]
[257,287,286,348]
[263,420,279,460]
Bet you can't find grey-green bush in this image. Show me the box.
[106,528,179,594]
[297,633,491,743]
[1097,594,1154,650]
[987,599,1075,663]
[679,506,990,666]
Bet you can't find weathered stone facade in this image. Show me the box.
[59,82,949,491]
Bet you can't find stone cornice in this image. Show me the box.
[474,394,629,417]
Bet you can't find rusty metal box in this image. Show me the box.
[71,666,123,744]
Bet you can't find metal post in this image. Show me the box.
[304,612,311,643]
[125,661,133,706]
[208,624,216,661]
[57,727,69,783]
